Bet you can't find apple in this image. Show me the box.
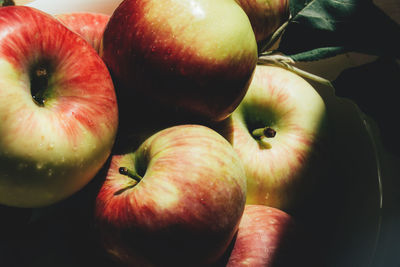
[0,6,118,208]
[94,124,247,267]
[101,0,258,122]
[234,0,290,48]
[55,12,110,54]
[219,204,303,267]
[214,64,329,212]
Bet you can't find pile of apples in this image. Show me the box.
[0,0,331,266]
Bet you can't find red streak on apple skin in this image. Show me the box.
[56,12,110,53]
[236,0,289,45]
[0,6,118,143]
[102,0,257,121]
[225,205,300,267]
[95,125,247,266]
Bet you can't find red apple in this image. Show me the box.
[220,204,308,267]
[101,0,258,122]
[235,0,290,48]
[0,6,118,207]
[215,64,330,212]
[94,124,247,267]
[55,12,110,53]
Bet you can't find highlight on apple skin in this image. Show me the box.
[101,0,258,122]
[94,124,247,267]
[0,6,119,208]
[215,64,330,212]
[55,12,110,53]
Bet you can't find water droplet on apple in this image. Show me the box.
[48,169,53,177]
[269,219,278,225]
[36,162,44,170]
[48,143,55,150]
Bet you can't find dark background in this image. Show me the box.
[333,57,400,267]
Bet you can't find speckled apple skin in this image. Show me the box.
[101,0,258,122]
[0,6,118,207]
[95,125,247,267]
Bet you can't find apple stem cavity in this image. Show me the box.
[119,167,142,183]
[30,63,52,107]
[252,126,276,149]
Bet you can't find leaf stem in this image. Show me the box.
[260,19,290,53]
[258,53,334,87]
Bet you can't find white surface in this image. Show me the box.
[25,0,123,15]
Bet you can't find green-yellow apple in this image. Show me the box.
[234,0,290,48]
[215,64,329,212]
[55,12,110,53]
[94,124,247,267]
[101,0,258,122]
[0,6,118,208]
[222,204,303,267]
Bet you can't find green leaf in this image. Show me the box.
[278,0,400,61]
[0,0,15,6]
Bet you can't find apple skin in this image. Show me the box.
[0,6,118,208]
[94,124,247,267]
[234,0,289,48]
[221,204,302,267]
[101,0,258,122]
[215,65,329,212]
[55,12,110,53]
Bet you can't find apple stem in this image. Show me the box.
[119,167,142,183]
[252,127,277,139]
